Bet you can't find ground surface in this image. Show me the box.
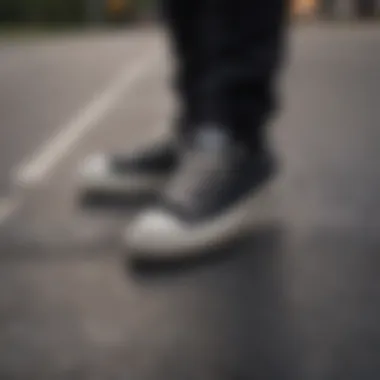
[1,24,380,380]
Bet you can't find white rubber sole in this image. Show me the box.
[125,184,274,258]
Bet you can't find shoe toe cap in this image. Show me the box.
[126,209,189,254]
[80,154,109,179]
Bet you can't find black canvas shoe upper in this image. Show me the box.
[159,126,275,224]
[108,140,178,176]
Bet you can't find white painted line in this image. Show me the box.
[15,47,160,187]
[0,198,20,224]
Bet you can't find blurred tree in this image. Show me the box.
[0,0,85,24]
[0,0,157,25]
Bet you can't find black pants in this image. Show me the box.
[161,0,287,150]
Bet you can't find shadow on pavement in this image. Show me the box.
[79,190,157,212]
[128,224,283,276]
[122,223,298,380]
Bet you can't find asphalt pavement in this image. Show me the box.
[1,24,380,380]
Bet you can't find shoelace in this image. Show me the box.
[164,147,238,207]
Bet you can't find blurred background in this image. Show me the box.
[293,0,380,18]
[0,0,157,28]
[1,0,380,29]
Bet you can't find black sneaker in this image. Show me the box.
[78,139,178,198]
[125,126,275,257]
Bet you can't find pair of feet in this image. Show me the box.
[80,126,275,258]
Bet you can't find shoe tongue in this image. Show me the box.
[194,126,231,151]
